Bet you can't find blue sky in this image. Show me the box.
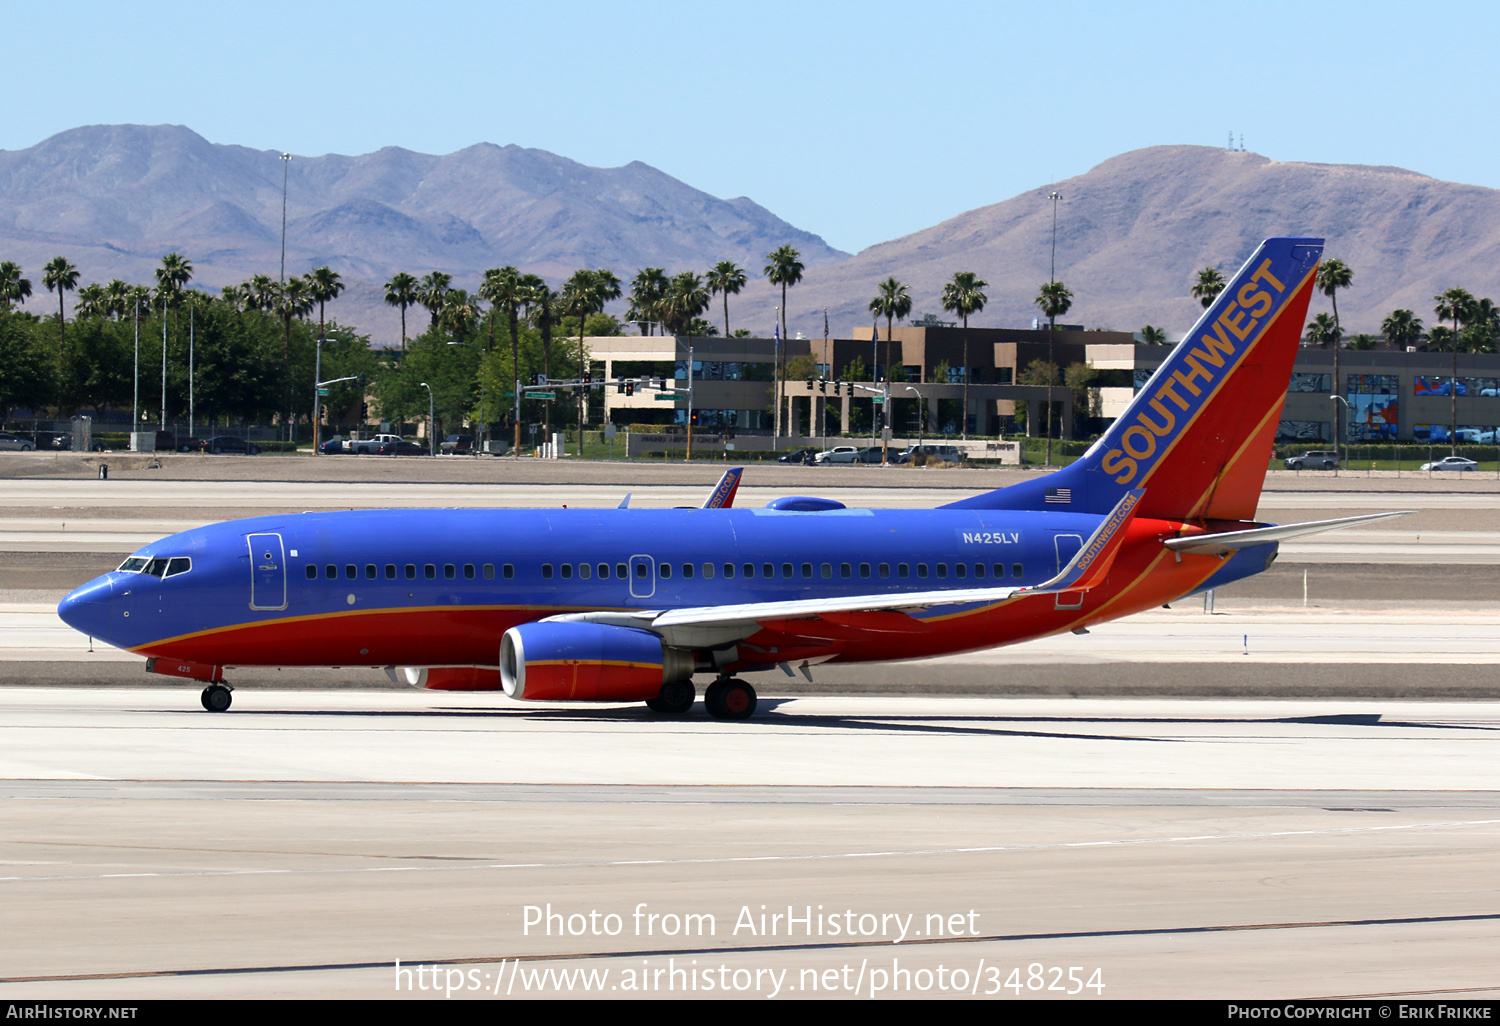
[4,1,1497,254]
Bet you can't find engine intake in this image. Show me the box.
[500,621,692,702]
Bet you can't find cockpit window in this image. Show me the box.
[117,556,191,578]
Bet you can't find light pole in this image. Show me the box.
[1330,394,1351,469]
[419,382,435,457]
[1048,191,1062,284]
[279,153,291,286]
[906,386,925,451]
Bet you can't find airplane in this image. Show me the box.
[57,236,1408,720]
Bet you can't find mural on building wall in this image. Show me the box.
[1414,376,1500,397]
[1289,373,1331,393]
[1414,424,1497,444]
[1277,420,1331,442]
[1346,375,1399,440]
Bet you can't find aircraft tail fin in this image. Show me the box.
[943,236,1323,521]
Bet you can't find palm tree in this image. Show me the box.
[1191,267,1226,308]
[1034,281,1074,464]
[480,266,527,453]
[74,282,107,319]
[1316,258,1354,463]
[1381,309,1422,349]
[662,271,710,335]
[763,246,804,442]
[1139,325,1167,345]
[0,261,31,311]
[869,277,912,375]
[1435,287,1477,453]
[417,271,453,331]
[1304,313,1338,346]
[940,273,987,439]
[628,267,669,334]
[104,279,130,320]
[439,288,483,338]
[384,272,419,349]
[705,260,747,337]
[560,269,621,452]
[306,265,345,343]
[247,274,277,321]
[43,257,80,352]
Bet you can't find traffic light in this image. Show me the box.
[625,381,635,396]
[360,402,368,419]
[616,380,625,394]
[819,378,827,393]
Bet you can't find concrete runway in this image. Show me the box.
[2,460,1498,999]
[0,688,1497,1000]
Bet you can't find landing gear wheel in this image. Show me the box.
[705,678,757,720]
[646,679,696,715]
[200,684,233,712]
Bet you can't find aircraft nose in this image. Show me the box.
[57,574,117,640]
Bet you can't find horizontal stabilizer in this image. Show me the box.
[1164,511,1414,556]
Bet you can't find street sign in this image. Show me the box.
[524,391,556,400]
[317,388,329,396]
[654,392,683,401]
[873,396,885,404]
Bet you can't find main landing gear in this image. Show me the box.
[200,684,233,712]
[646,679,695,715]
[704,677,757,720]
[643,677,758,719]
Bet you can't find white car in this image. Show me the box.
[1420,456,1478,472]
[814,446,861,464]
[0,432,35,451]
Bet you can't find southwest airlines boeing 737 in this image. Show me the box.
[57,236,1404,719]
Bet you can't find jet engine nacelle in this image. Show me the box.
[500,621,692,702]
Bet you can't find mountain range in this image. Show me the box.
[3,126,1500,344]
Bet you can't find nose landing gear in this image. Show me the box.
[200,684,234,712]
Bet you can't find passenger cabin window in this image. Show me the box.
[860,563,871,579]
[682,564,694,579]
[840,563,852,579]
[386,564,397,580]
[1012,563,1023,578]
[659,563,671,580]
[444,564,456,580]
[820,563,832,579]
[936,564,948,579]
[305,565,317,580]
[801,563,813,578]
[424,564,437,580]
[542,564,554,579]
[560,564,573,580]
[579,563,591,580]
[722,563,735,579]
[365,564,377,580]
[325,564,337,579]
[702,563,715,579]
[463,564,475,580]
[782,563,793,578]
[405,564,416,580]
[763,563,774,579]
[346,564,357,580]
[898,564,910,578]
[742,563,754,579]
[596,563,608,579]
[917,564,929,579]
[616,563,628,579]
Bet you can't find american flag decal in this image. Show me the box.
[1045,487,1072,504]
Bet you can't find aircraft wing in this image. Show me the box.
[651,488,1145,630]
[701,468,743,509]
[1164,511,1414,556]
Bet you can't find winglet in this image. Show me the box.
[1032,488,1144,594]
[701,467,744,509]
[617,494,632,509]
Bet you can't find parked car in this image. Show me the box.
[392,438,430,456]
[318,435,345,454]
[440,434,474,455]
[814,445,861,464]
[0,431,35,451]
[199,436,262,455]
[1283,450,1340,470]
[347,433,404,454]
[777,447,819,465]
[895,444,965,466]
[1421,456,1478,472]
[176,437,201,453]
[854,446,888,464]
